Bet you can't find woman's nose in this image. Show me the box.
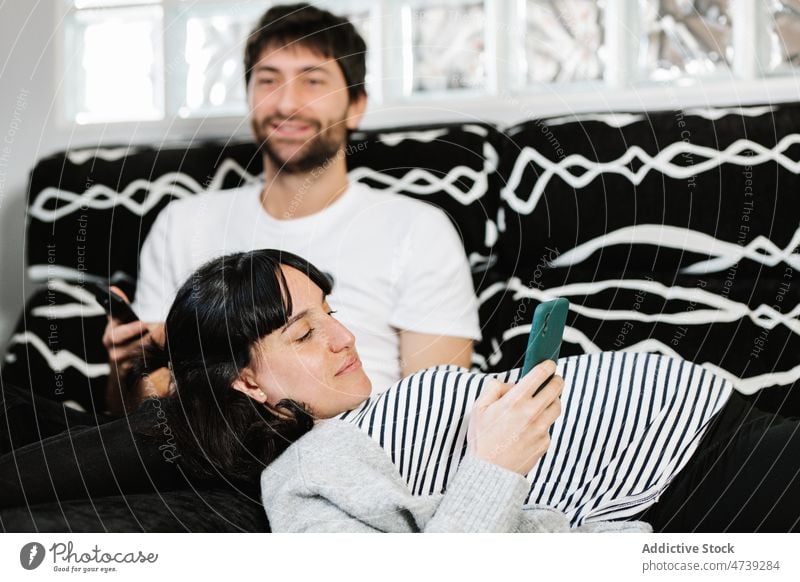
[327,318,355,352]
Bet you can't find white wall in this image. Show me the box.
[0,2,59,355]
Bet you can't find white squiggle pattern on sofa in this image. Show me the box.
[11,274,797,391]
[502,135,800,214]
[29,279,105,318]
[539,113,646,128]
[66,147,142,165]
[348,142,498,205]
[683,105,776,120]
[376,129,449,146]
[476,278,800,393]
[535,106,773,129]
[28,159,259,222]
[6,332,110,377]
[547,224,800,273]
[504,276,800,333]
[31,143,498,223]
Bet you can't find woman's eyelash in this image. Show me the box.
[327,310,338,316]
[297,311,336,341]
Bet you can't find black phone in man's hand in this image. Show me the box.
[86,283,139,324]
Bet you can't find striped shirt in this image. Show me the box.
[338,352,732,525]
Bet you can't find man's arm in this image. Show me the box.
[390,205,481,376]
[104,201,177,415]
[399,331,473,376]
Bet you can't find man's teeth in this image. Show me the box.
[274,123,309,132]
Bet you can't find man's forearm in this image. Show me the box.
[399,331,474,376]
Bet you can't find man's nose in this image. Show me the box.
[275,79,303,116]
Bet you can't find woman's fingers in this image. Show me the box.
[507,360,557,402]
[473,377,514,411]
[532,373,563,409]
[467,363,565,475]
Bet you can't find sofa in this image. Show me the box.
[3,101,800,530]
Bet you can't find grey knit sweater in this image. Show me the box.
[261,420,652,533]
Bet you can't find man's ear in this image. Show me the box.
[345,91,367,130]
[231,368,269,404]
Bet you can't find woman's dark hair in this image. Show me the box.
[133,249,332,483]
[244,3,367,102]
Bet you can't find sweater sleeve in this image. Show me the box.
[261,421,573,533]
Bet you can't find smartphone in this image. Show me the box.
[521,298,569,378]
[86,283,139,324]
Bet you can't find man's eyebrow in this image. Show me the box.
[301,65,332,75]
[281,309,309,333]
[253,65,333,75]
[253,65,281,74]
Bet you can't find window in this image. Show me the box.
[60,0,800,126]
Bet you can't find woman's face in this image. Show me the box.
[232,265,372,418]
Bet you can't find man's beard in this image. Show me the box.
[253,116,348,175]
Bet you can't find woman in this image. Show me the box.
[131,249,799,532]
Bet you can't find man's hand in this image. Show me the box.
[101,287,167,415]
[399,330,473,375]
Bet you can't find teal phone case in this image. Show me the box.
[521,298,569,376]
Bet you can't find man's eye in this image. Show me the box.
[305,78,324,86]
[257,78,275,85]
[297,329,313,342]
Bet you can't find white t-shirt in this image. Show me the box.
[132,182,481,393]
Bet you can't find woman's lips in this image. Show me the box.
[336,354,361,376]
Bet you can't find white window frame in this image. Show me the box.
[55,0,800,145]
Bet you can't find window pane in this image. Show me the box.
[402,0,487,95]
[177,3,266,118]
[73,0,158,8]
[70,6,164,123]
[314,0,380,99]
[339,8,379,99]
[767,0,800,71]
[640,0,732,80]
[523,0,605,84]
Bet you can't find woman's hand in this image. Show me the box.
[467,360,563,475]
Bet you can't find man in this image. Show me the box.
[104,3,480,412]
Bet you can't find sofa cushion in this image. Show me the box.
[487,103,800,412]
[474,270,800,413]
[496,104,800,281]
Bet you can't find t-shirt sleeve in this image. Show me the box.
[130,203,182,322]
[388,205,481,341]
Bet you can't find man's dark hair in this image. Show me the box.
[244,3,367,102]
